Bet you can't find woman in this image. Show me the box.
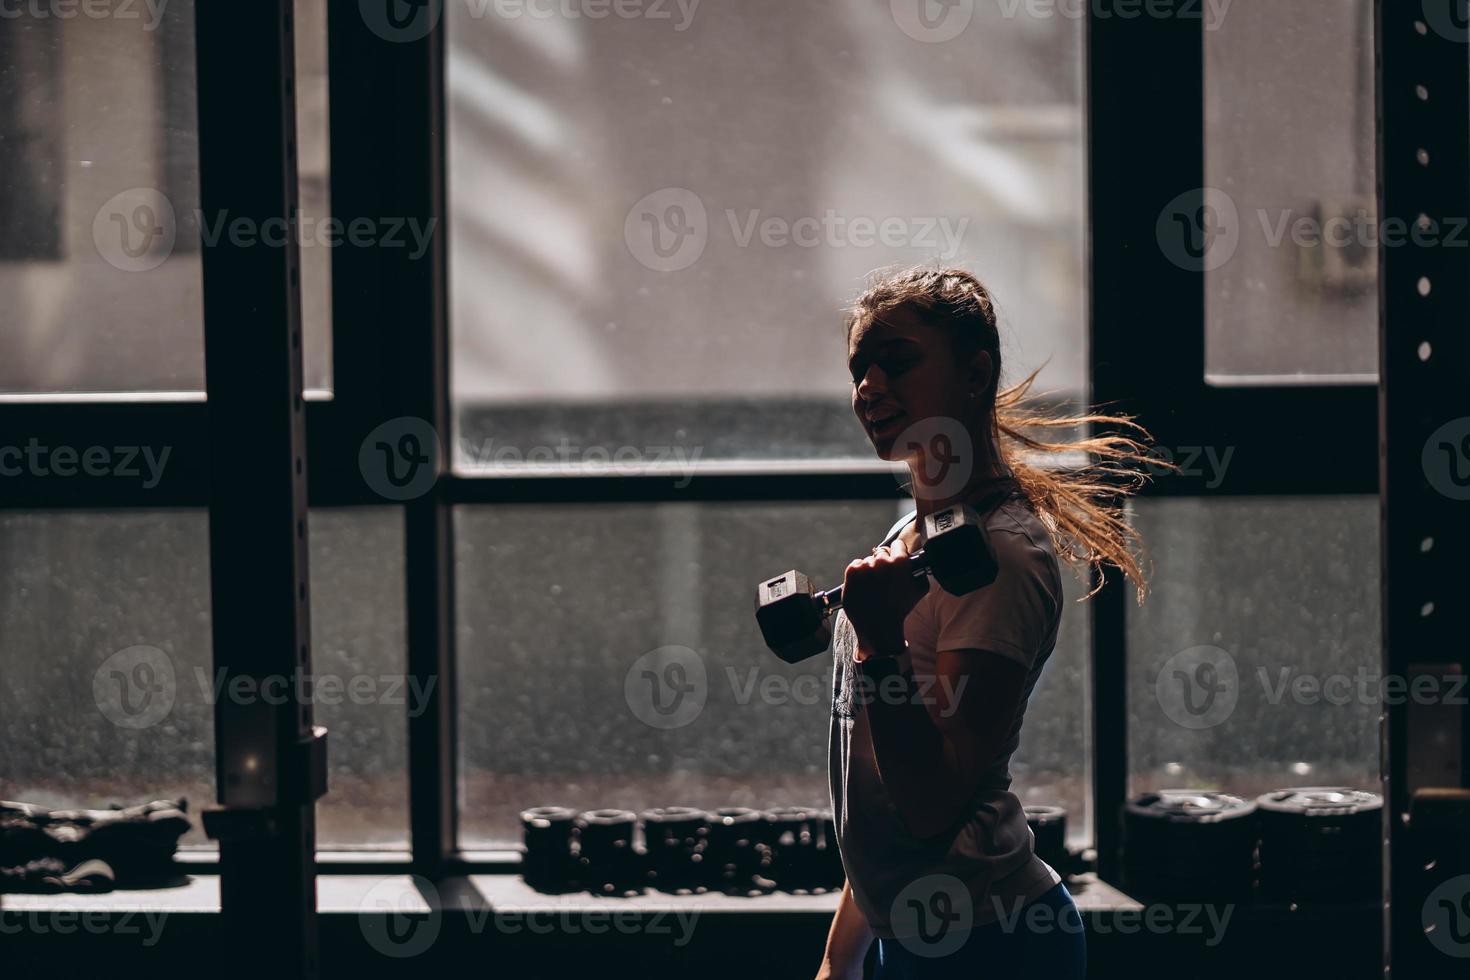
[817,268,1153,979]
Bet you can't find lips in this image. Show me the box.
[866,411,906,435]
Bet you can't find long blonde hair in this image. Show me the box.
[848,266,1162,601]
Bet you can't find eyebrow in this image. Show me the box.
[848,336,921,370]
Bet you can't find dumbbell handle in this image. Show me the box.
[812,548,933,616]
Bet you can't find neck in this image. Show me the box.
[908,438,1010,520]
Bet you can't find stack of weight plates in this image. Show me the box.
[1256,787,1381,903]
[1024,805,1070,876]
[520,806,579,892]
[704,807,775,895]
[1123,790,1257,902]
[574,809,642,896]
[763,806,820,892]
[641,806,708,894]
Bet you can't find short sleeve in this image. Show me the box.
[927,526,1061,669]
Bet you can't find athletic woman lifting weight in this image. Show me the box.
[817,267,1154,980]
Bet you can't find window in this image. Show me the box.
[0,509,408,849]
[1203,0,1377,384]
[1127,497,1380,800]
[446,1,1093,849]
[446,0,1086,469]
[0,0,332,396]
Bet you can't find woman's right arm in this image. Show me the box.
[816,881,873,980]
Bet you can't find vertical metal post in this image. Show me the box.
[1375,0,1470,975]
[196,2,325,977]
[1377,2,1470,975]
[327,2,456,873]
[1086,2,1204,883]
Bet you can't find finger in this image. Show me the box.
[888,536,910,559]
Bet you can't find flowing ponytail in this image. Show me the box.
[848,266,1163,602]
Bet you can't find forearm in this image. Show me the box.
[817,881,873,980]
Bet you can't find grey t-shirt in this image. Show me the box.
[827,495,1065,937]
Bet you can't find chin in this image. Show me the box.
[868,437,907,463]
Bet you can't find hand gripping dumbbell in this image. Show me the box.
[754,504,998,663]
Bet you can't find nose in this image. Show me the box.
[855,363,887,403]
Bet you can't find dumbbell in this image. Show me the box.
[754,504,997,663]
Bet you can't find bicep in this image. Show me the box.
[926,648,1029,772]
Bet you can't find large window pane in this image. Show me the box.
[0,0,332,396]
[1203,0,1377,383]
[1128,497,1379,799]
[456,501,1090,848]
[307,508,408,849]
[0,508,407,849]
[447,1,1085,469]
[0,512,214,842]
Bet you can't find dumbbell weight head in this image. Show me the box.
[754,504,995,664]
[755,570,831,664]
[920,505,999,595]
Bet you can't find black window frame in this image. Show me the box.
[0,4,1380,888]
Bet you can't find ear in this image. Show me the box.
[966,350,993,400]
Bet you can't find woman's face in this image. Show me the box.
[847,305,991,462]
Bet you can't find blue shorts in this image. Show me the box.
[875,882,1087,979]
